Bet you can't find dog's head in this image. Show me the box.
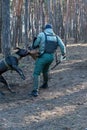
[15,47,29,57]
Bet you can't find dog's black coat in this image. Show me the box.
[0,48,29,93]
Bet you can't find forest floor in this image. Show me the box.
[0,42,87,130]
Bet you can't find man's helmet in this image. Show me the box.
[44,24,52,29]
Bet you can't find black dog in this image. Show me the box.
[0,47,29,93]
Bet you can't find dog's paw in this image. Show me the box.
[21,75,26,80]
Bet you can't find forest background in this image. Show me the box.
[0,1,87,130]
[0,0,87,56]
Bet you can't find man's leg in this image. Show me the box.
[40,60,53,89]
[31,54,53,96]
[40,72,48,88]
[31,58,44,97]
[31,74,40,97]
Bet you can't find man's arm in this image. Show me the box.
[33,36,41,48]
[57,36,66,56]
[57,36,66,62]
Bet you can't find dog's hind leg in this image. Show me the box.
[0,75,15,93]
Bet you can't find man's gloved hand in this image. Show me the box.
[60,54,66,62]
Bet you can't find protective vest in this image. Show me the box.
[44,32,58,53]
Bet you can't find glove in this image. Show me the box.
[60,54,66,62]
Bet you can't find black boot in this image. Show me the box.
[31,90,38,97]
[41,72,48,89]
[40,82,48,89]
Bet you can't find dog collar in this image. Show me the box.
[4,59,12,70]
[12,53,21,60]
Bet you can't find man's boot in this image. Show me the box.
[40,72,48,89]
[31,75,40,97]
[40,82,48,89]
[31,90,38,97]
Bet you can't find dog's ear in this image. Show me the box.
[13,47,20,53]
[15,47,20,50]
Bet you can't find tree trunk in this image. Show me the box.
[2,0,11,56]
[0,0,2,52]
[47,0,52,23]
[64,0,69,45]
[24,0,28,48]
[12,0,23,48]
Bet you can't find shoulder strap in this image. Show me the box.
[44,32,58,44]
[43,32,47,43]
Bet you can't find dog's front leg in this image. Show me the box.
[12,65,25,80]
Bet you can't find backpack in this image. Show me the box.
[44,32,58,53]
